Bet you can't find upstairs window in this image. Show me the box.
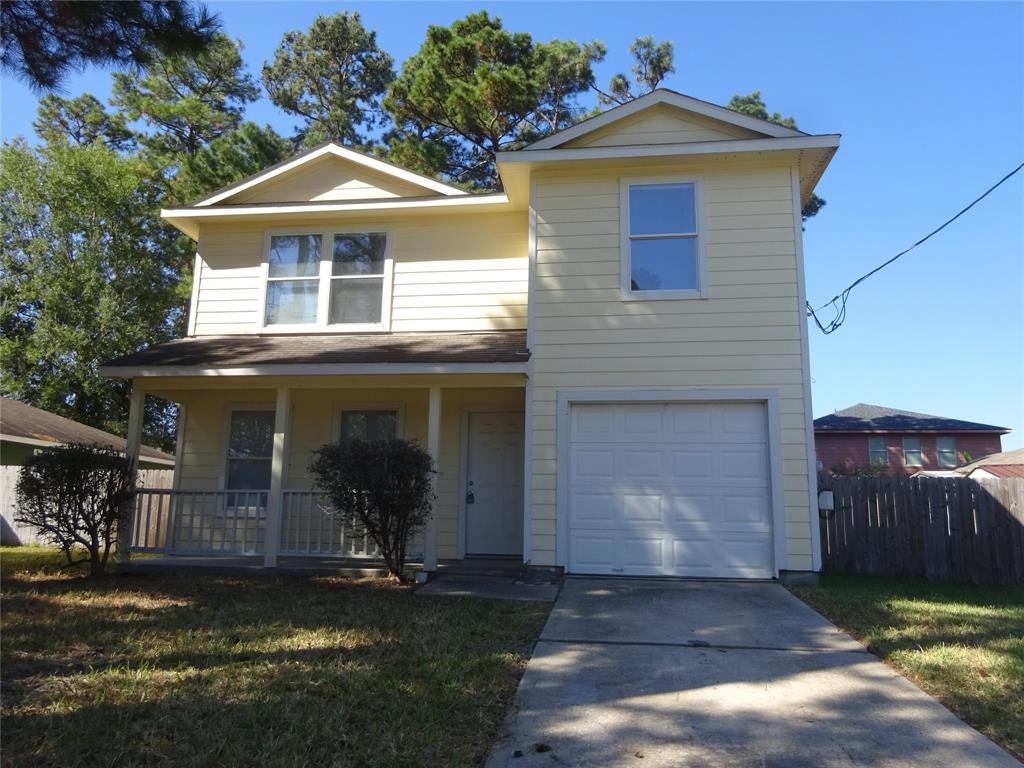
[620,177,705,299]
[262,229,391,330]
[868,436,888,466]
[903,437,923,467]
[936,436,957,467]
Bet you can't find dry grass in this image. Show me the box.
[790,574,1024,761]
[1,547,549,767]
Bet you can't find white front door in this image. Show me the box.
[566,401,773,578]
[465,412,524,556]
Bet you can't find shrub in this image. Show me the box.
[309,437,434,582]
[15,443,137,577]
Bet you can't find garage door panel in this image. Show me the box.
[567,401,774,578]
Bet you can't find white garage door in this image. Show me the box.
[567,401,773,578]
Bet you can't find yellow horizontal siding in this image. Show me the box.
[561,104,762,148]
[191,212,528,335]
[527,160,814,570]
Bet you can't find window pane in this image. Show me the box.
[266,280,318,325]
[937,437,956,466]
[269,234,321,278]
[333,233,386,275]
[630,183,696,235]
[226,459,272,490]
[228,411,274,457]
[903,437,923,467]
[341,410,398,441]
[869,437,888,466]
[630,238,698,291]
[329,277,383,323]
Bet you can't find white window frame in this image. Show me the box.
[333,404,405,442]
[902,436,923,467]
[219,404,276,517]
[619,175,707,301]
[258,225,394,333]
[868,436,888,466]
[936,436,957,467]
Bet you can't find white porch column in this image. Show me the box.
[423,386,442,572]
[115,383,145,565]
[263,387,291,568]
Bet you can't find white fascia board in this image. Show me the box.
[162,193,509,221]
[195,143,467,207]
[524,90,806,151]
[498,134,841,166]
[99,362,530,378]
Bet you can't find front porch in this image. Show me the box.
[117,372,528,572]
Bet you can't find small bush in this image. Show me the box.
[309,437,434,582]
[15,443,137,576]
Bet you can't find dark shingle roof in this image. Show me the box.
[102,331,529,370]
[814,403,1010,434]
[0,397,173,462]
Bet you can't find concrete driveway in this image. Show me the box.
[486,578,1019,768]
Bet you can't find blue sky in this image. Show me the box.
[3,1,1022,449]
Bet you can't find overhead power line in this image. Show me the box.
[806,161,1024,335]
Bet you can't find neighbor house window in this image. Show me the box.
[937,436,957,467]
[620,178,704,299]
[225,410,274,489]
[263,229,390,328]
[340,410,398,441]
[868,436,888,466]
[902,437,923,467]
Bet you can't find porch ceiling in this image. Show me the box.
[100,331,530,378]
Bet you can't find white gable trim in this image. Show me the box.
[525,90,806,151]
[194,143,467,207]
[163,192,508,220]
[498,134,840,165]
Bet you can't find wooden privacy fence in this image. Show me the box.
[819,475,1024,584]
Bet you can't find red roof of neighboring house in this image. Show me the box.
[971,465,1024,479]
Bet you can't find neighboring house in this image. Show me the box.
[0,396,175,545]
[955,448,1024,480]
[101,88,840,579]
[814,403,1009,476]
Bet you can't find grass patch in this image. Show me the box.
[790,574,1024,760]
[1,546,549,767]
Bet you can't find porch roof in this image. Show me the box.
[100,331,530,377]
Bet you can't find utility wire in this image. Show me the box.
[806,161,1024,335]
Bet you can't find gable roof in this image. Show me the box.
[956,448,1024,475]
[814,403,1010,434]
[524,88,807,151]
[0,396,174,463]
[191,142,467,207]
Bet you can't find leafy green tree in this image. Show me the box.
[32,93,135,150]
[0,139,185,448]
[598,35,675,104]
[727,91,825,220]
[170,121,292,205]
[111,33,259,158]
[262,12,394,147]
[384,12,602,188]
[1,0,218,90]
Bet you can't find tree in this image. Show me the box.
[16,443,137,577]
[1,1,218,91]
[0,139,184,448]
[170,121,292,205]
[727,91,825,220]
[262,12,394,147]
[32,93,136,150]
[384,12,602,188]
[111,33,259,159]
[309,437,434,582]
[597,36,675,105]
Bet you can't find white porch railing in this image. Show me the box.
[129,489,385,559]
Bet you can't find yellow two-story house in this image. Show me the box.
[103,89,839,580]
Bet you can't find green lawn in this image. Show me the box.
[1,546,549,768]
[790,574,1024,761]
